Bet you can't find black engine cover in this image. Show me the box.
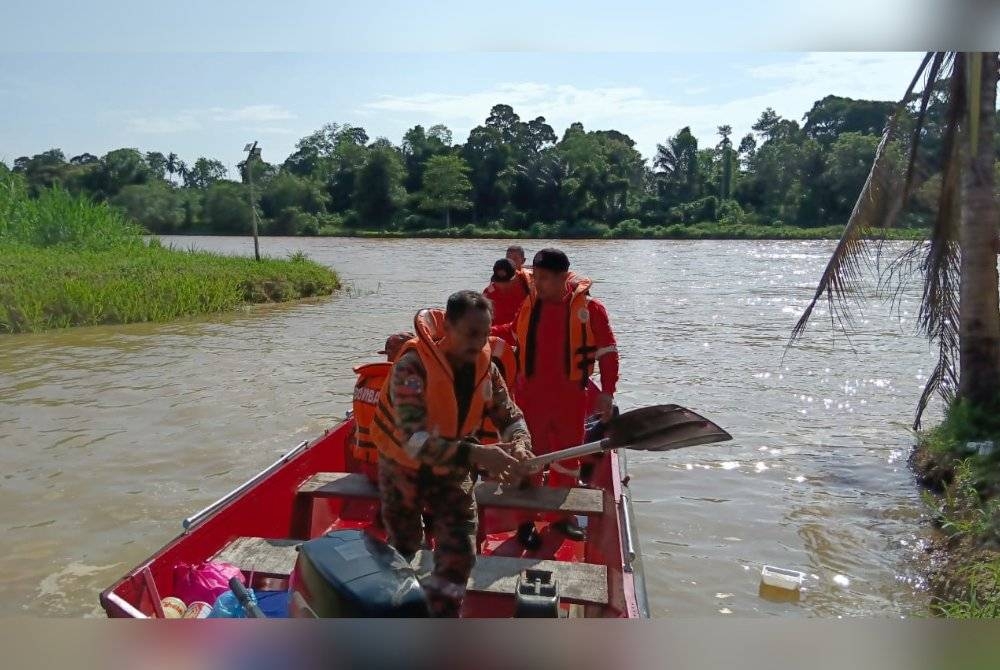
[290,530,429,617]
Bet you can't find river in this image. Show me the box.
[0,236,937,617]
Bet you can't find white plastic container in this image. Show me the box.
[760,565,806,591]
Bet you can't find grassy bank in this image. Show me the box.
[311,221,927,241]
[910,401,1000,617]
[0,176,339,333]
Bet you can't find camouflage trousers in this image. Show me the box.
[378,455,477,617]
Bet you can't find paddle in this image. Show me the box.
[228,576,266,619]
[521,404,731,471]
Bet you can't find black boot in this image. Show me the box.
[517,521,542,550]
[552,517,586,541]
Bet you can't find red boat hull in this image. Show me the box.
[99,418,648,618]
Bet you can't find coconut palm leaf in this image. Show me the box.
[902,52,947,201]
[913,53,967,428]
[788,52,936,344]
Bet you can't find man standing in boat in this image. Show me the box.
[371,290,534,617]
[505,244,533,293]
[493,247,619,542]
[350,331,414,484]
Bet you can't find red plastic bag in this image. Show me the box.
[173,561,245,605]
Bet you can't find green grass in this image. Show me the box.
[916,398,1000,618]
[920,459,998,539]
[931,560,1000,618]
[0,175,339,333]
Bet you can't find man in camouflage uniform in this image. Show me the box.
[373,291,533,617]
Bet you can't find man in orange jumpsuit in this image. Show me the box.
[493,248,619,542]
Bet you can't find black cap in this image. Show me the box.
[491,258,516,283]
[532,248,570,273]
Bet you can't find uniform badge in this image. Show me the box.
[578,308,590,323]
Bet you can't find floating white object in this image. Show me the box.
[760,565,806,591]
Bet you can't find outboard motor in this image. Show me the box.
[288,529,429,617]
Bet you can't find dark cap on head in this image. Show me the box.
[491,258,516,283]
[532,248,570,273]
[378,331,414,360]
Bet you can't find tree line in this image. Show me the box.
[2,92,978,238]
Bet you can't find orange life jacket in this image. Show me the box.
[514,276,597,389]
[476,336,518,444]
[371,309,493,472]
[515,267,534,295]
[351,362,392,464]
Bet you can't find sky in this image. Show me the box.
[0,51,928,174]
[5,0,995,175]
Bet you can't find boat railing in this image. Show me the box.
[619,493,637,572]
[182,439,310,530]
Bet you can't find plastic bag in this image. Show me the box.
[207,588,255,618]
[172,561,245,606]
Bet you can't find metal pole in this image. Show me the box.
[245,141,261,261]
[247,142,260,261]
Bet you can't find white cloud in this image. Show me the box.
[361,53,924,160]
[127,105,296,134]
[245,126,298,135]
[746,52,925,98]
[126,114,201,134]
[208,104,296,123]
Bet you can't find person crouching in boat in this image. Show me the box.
[483,258,528,327]
[492,248,619,543]
[350,331,414,484]
[371,290,534,617]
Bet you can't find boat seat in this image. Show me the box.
[298,472,604,515]
[213,536,608,605]
[211,537,301,576]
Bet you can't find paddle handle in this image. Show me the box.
[229,577,266,619]
[521,438,609,469]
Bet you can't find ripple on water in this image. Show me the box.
[0,238,936,618]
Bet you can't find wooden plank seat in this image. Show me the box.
[213,536,608,605]
[212,536,300,575]
[298,472,604,515]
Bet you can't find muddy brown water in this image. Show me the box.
[0,236,937,617]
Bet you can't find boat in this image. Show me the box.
[99,415,650,618]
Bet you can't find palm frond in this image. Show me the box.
[968,52,982,155]
[787,52,936,346]
[902,52,946,201]
[913,53,966,428]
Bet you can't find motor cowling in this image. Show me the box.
[288,529,429,617]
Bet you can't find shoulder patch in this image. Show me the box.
[402,375,424,392]
[577,307,590,323]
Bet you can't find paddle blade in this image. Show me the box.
[604,404,732,452]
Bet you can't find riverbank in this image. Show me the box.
[0,177,340,334]
[306,222,928,241]
[1,242,340,333]
[910,404,1000,617]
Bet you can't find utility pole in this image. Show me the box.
[243,141,262,261]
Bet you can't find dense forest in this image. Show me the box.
[2,92,978,238]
